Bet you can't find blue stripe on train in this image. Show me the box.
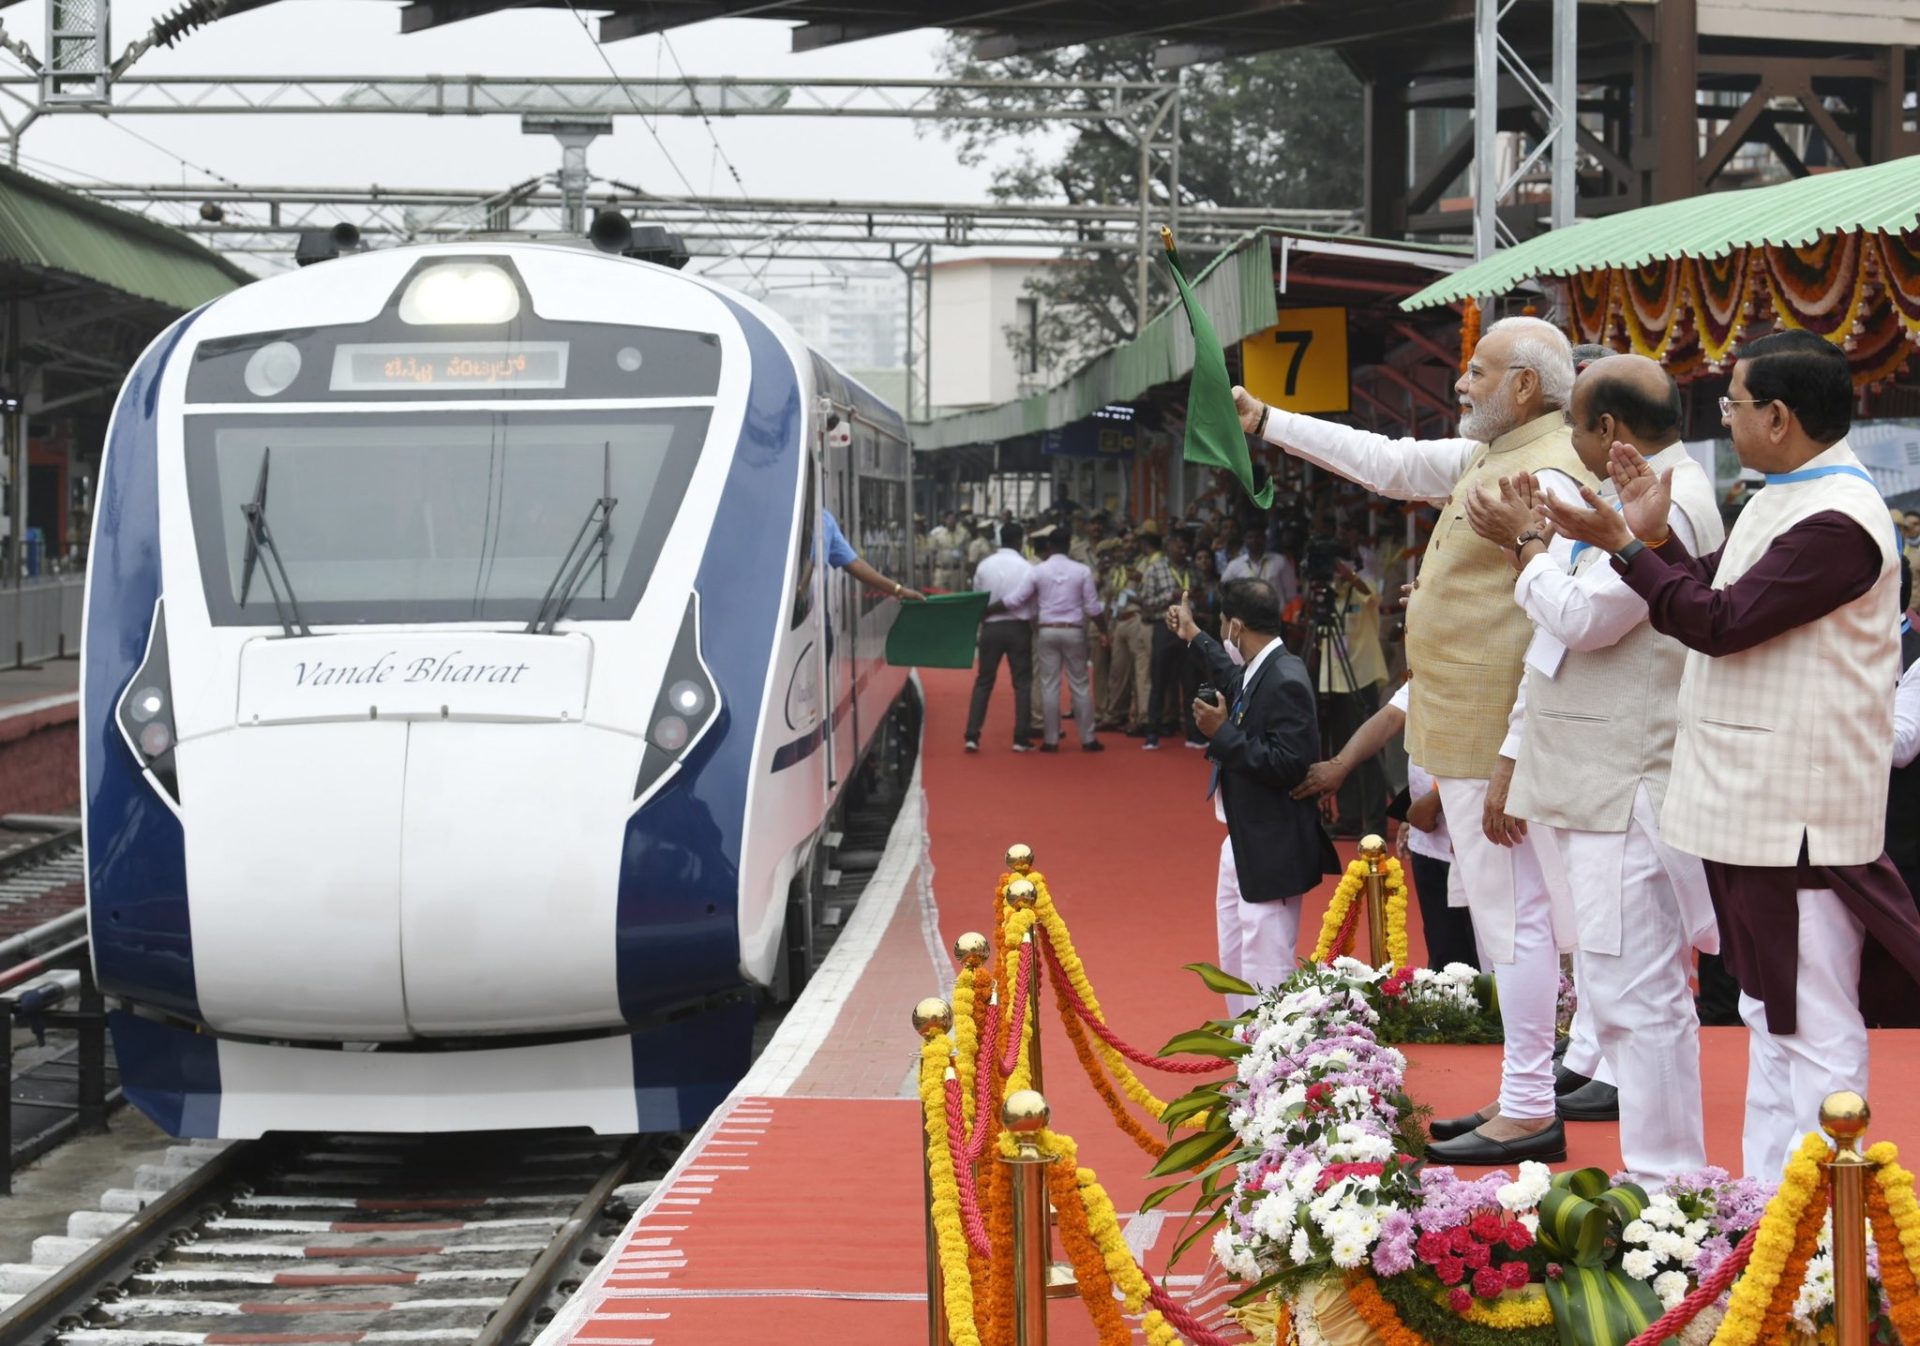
[86,315,204,1022]
[612,298,802,1045]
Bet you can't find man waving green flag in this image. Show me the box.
[1160,226,1273,510]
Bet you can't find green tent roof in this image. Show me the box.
[0,163,252,310]
[1402,154,1920,312]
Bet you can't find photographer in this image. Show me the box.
[1304,542,1390,838]
[1170,580,1339,1014]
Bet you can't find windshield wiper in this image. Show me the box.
[237,447,312,638]
[526,444,618,635]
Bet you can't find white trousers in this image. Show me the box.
[1435,775,1561,1120]
[1739,888,1868,1181]
[1536,790,1709,1183]
[1216,836,1301,1017]
[1561,1004,1617,1087]
[1036,627,1096,746]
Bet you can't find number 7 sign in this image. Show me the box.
[1240,307,1349,414]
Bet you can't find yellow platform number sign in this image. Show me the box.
[1241,307,1349,415]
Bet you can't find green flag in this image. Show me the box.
[1159,227,1273,510]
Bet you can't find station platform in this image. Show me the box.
[0,659,80,818]
[539,667,1920,1346]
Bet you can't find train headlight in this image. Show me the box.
[633,595,721,806]
[667,680,707,717]
[116,601,181,805]
[243,341,302,397]
[398,262,521,326]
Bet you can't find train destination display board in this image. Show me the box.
[331,342,570,393]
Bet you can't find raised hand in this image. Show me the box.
[1540,481,1633,553]
[1608,442,1674,543]
[1463,474,1541,546]
[1231,385,1266,435]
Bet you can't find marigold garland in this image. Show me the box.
[1034,1126,1183,1346]
[920,1036,984,1346]
[1311,856,1411,968]
[1025,874,1184,1123]
[1710,1131,1828,1346]
[1049,951,1169,1159]
[953,963,984,1132]
[1866,1179,1920,1344]
[1459,298,1481,373]
[1345,1272,1427,1346]
[1046,1130,1132,1346]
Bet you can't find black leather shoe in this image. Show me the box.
[1426,1120,1568,1166]
[1557,1079,1620,1122]
[1553,1062,1592,1097]
[1428,1108,1493,1142]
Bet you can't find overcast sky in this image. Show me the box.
[5,6,1055,286]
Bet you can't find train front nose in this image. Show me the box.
[182,630,636,1039]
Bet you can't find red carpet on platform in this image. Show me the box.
[550,667,1920,1346]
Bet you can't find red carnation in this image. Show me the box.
[1447,1226,1474,1253]
[1461,1241,1490,1271]
[1503,1222,1534,1251]
[1416,1232,1449,1263]
[1449,1288,1472,1314]
[1434,1256,1467,1286]
[1504,1261,1530,1290]
[1471,1211,1503,1241]
[1472,1265,1506,1300]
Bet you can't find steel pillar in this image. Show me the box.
[1471,0,1577,259]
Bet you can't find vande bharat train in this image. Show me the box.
[82,231,914,1138]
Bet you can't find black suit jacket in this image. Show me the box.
[1191,632,1340,903]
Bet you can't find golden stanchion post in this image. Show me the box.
[1002,1088,1055,1346]
[1006,843,1034,876]
[1005,879,1044,1094]
[1359,834,1389,966]
[1822,1090,1873,1346]
[914,996,955,1346]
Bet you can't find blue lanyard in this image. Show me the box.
[1567,499,1624,569]
[1762,463,1899,550]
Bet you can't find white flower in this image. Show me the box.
[1623,1219,1653,1245]
[1290,1226,1313,1265]
[1329,1234,1369,1268]
[1497,1162,1551,1212]
[1654,1270,1690,1310]
[1621,1249,1658,1280]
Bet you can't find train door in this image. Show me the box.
[823,402,859,792]
[809,423,837,792]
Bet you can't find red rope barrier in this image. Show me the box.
[996,940,1034,1079]
[1623,1229,1757,1346]
[1329,894,1362,962]
[968,996,1000,1164]
[1040,937,1220,1075]
[1146,1271,1237,1346]
[944,1074,991,1259]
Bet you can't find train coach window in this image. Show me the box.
[789,470,816,631]
[182,410,709,626]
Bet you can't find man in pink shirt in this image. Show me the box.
[1003,527,1110,751]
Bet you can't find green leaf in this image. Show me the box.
[1158,1088,1223,1130]
[1159,1028,1249,1060]
[1228,1269,1290,1308]
[1169,1205,1229,1264]
[1183,961,1258,996]
[1137,1181,1189,1215]
[1147,1126,1234,1178]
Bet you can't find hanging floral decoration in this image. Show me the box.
[1552,225,1920,389]
[1460,298,1482,373]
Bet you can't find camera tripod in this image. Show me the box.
[1303,581,1382,836]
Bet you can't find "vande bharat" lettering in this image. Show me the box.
[292,652,533,687]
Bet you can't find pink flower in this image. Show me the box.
[1503,1222,1534,1251]
[1434,1256,1467,1286]
[1449,1288,1472,1314]
[1504,1261,1530,1290]
[1472,1265,1506,1300]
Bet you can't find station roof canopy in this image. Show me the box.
[1403,155,1920,311]
[380,0,1484,58]
[0,162,252,312]
[912,227,1470,452]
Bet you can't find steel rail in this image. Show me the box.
[469,1135,648,1346]
[0,1139,273,1346]
[0,826,80,881]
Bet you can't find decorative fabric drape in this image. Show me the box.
[1558,229,1920,389]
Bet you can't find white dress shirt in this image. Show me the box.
[1004,553,1104,625]
[1895,654,1920,769]
[1222,552,1283,587]
[973,547,1036,623]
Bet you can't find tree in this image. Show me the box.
[933,39,1364,376]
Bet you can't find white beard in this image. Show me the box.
[1459,377,1521,443]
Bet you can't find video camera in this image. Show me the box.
[1302,534,1345,586]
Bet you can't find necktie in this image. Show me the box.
[1205,685,1247,800]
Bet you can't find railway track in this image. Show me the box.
[0,1130,669,1346]
[0,823,84,940]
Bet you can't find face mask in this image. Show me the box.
[1224,620,1246,665]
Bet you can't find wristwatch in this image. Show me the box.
[1254,404,1270,438]
[1613,538,1647,564]
[1510,529,1544,555]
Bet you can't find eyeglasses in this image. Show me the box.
[1719,396,1769,417]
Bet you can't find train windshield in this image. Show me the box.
[183,409,710,626]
